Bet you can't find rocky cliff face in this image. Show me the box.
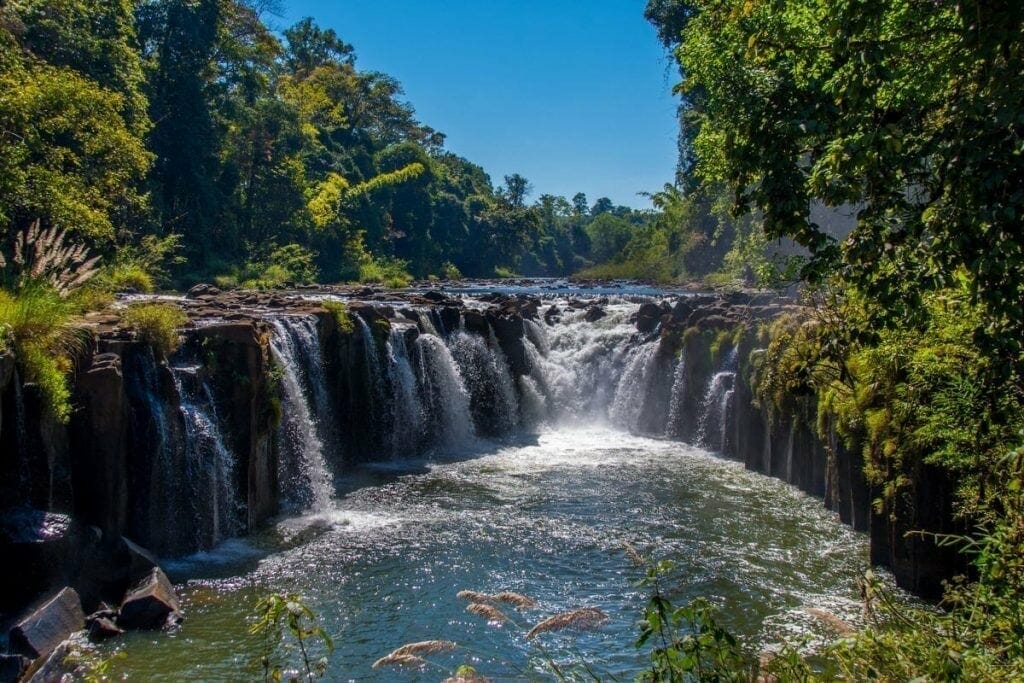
[0,285,965,674]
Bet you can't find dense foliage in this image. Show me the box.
[0,0,696,287]
[647,0,1024,677]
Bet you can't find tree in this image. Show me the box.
[675,0,1024,375]
[585,213,634,262]
[572,192,589,216]
[502,173,532,209]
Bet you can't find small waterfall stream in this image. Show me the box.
[170,364,242,549]
[269,317,334,512]
[695,346,739,453]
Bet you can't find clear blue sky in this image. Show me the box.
[277,1,680,208]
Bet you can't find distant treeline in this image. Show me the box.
[0,0,765,288]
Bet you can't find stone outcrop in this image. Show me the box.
[118,568,181,630]
[8,587,84,660]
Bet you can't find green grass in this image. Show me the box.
[320,300,355,335]
[358,256,413,289]
[0,283,80,421]
[121,302,188,358]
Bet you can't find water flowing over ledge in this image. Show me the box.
[0,283,957,676]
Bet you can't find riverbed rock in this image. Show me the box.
[635,302,663,333]
[8,587,85,660]
[584,305,606,322]
[117,568,180,630]
[185,283,221,299]
[463,309,488,335]
[0,654,30,682]
[87,614,124,641]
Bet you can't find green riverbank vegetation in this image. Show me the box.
[644,0,1024,677]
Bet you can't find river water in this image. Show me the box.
[107,427,868,680]
[103,293,873,680]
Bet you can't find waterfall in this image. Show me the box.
[695,346,739,452]
[665,352,687,438]
[385,326,423,456]
[269,317,334,512]
[609,343,660,431]
[171,365,242,549]
[448,330,518,437]
[413,334,475,449]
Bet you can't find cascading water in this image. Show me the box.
[665,352,687,438]
[448,330,518,437]
[269,317,334,512]
[608,343,661,432]
[170,364,242,549]
[696,346,739,453]
[108,291,883,681]
[385,326,423,456]
[413,334,475,448]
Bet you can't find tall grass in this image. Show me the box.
[0,283,80,422]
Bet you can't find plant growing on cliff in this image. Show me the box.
[121,303,188,359]
[250,593,334,682]
[320,300,354,335]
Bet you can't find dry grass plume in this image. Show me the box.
[494,591,537,609]
[466,603,508,623]
[371,653,428,669]
[390,640,458,657]
[526,608,607,639]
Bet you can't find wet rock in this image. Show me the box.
[422,290,451,304]
[0,653,30,682]
[185,283,220,299]
[543,305,560,325]
[86,615,123,641]
[487,312,530,377]
[635,302,663,333]
[439,306,461,333]
[463,310,488,335]
[584,305,606,322]
[117,568,180,630]
[8,587,85,660]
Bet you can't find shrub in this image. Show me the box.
[358,255,413,289]
[493,266,518,279]
[441,261,463,280]
[121,303,188,358]
[99,234,183,293]
[0,283,79,421]
[321,300,354,335]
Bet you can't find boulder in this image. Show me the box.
[117,568,180,630]
[185,283,220,299]
[584,305,606,322]
[0,654,30,682]
[87,615,123,641]
[8,587,85,660]
[543,304,561,326]
[439,306,461,333]
[462,309,489,335]
[635,302,663,333]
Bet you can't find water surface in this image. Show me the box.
[108,427,869,681]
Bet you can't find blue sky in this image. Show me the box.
[277,1,680,208]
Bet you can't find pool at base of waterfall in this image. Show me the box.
[103,425,874,681]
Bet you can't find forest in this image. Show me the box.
[0,0,759,291]
[1,0,1023,680]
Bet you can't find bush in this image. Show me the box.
[441,261,462,280]
[222,243,320,290]
[0,283,79,421]
[358,255,413,288]
[99,234,183,293]
[121,303,188,358]
[493,266,518,279]
[321,299,354,334]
